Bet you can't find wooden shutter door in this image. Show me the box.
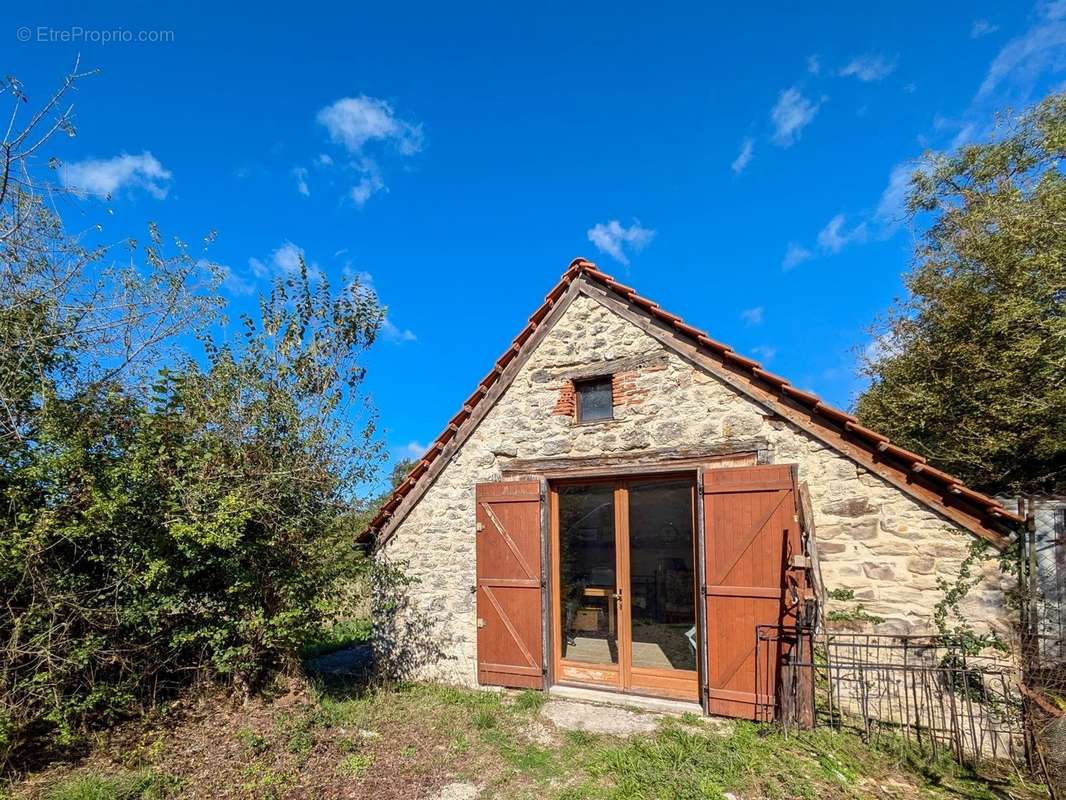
[701,465,799,719]
[475,480,545,689]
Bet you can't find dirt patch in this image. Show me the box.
[425,782,479,800]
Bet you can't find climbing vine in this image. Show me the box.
[825,588,885,626]
[932,537,1007,655]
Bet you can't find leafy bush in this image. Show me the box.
[0,73,387,769]
[0,257,384,767]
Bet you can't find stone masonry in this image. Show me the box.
[381,293,1014,687]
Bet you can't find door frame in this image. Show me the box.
[548,471,701,702]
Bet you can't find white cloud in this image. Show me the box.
[817,214,868,254]
[875,160,919,230]
[806,54,821,75]
[586,219,656,265]
[381,318,417,342]
[272,241,304,273]
[400,441,427,458]
[787,161,919,266]
[864,331,902,363]
[316,95,423,155]
[782,242,813,270]
[976,1,1066,102]
[248,241,321,282]
[951,123,979,149]
[61,151,172,199]
[350,169,386,207]
[839,53,898,82]
[971,19,1000,38]
[770,88,822,147]
[751,345,778,363]
[344,268,416,343]
[731,138,754,174]
[344,267,375,290]
[740,306,764,325]
[292,166,310,196]
[198,259,255,296]
[314,95,422,210]
[248,257,268,279]
[217,264,256,296]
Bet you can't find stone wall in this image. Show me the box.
[380,292,1014,687]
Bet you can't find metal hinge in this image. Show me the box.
[477,618,486,629]
[476,521,485,532]
[789,555,812,569]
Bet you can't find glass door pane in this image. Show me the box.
[627,479,697,672]
[557,483,618,665]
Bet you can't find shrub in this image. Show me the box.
[0,261,384,768]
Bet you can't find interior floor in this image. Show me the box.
[564,623,696,671]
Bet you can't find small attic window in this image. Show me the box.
[575,376,613,422]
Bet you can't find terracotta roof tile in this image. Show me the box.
[753,368,790,389]
[364,258,1023,544]
[844,420,888,444]
[723,351,762,370]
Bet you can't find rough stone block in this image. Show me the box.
[821,497,875,518]
[848,521,879,541]
[722,413,762,438]
[818,541,848,555]
[862,562,896,581]
[905,557,936,575]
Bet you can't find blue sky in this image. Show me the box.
[7,1,1065,483]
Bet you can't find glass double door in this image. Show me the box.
[551,477,699,701]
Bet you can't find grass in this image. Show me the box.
[339,753,374,776]
[42,771,180,800]
[235,726,269,755]
[8,681,1050,800]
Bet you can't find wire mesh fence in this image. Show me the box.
[757,496,1065,796]
[758,628,1026,766]
[1017,498,1066,799]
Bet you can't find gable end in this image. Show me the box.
[363,259,1021,548]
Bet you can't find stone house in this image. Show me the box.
[359,258,1022,718]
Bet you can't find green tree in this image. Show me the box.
[134,264,384,692]
[857,94,1066,496]
[389,457,418,488]
[0,66,386,767]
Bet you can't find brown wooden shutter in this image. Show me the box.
[700,465,800,719]
[475,480,545,689]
